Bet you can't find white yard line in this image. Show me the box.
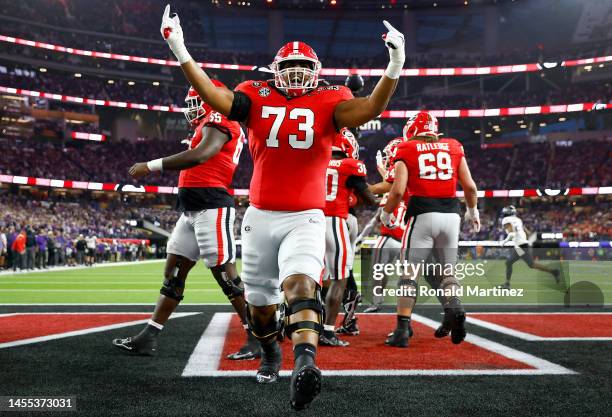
[0,312,200,349]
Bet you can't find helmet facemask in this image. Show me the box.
[183,94,206,124]
[273,59,320,97]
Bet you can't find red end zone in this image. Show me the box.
[182,313,575,377]
[468,313,612,341]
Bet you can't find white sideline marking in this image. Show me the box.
[182,312,232,377]
[0,303,231,306]
[182,313,576,377]
[467,313,612,341]
[0,260,165,277]
[0,289,219,292]
[470,312,612,315]
[0,312,200,349]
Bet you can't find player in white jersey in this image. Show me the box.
[499,205,560,289]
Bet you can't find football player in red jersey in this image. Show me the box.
[381,111,480,348]
[160,4,404,409]
[321,128,375,347]
[112,82,258,360]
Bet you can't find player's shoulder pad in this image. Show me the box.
[501,216,512,225]
[442,137,464,152]
[393,140,413,159]
[347,158,367,176]
[234,80,270,96]
[312,84,354,101]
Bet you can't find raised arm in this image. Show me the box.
[334,21,405,129]
[160,5,234,116]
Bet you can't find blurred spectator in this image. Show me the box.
[25,227,37,270]
[0,227,7,269]
[11,228,26,271]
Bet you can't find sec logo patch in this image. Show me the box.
[258,87,271,97]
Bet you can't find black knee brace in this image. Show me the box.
[160,262,185,302]
[279,292,324,340]
[212,267,244,301]
[245,304,278,343]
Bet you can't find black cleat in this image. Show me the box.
[434,325,450,338]
[387,324,413,338]
[498,282,511,290]
[335,318,360,336]
[385,328,410,348]
[256,341,281,384]
[112,335,157,356]
[227,332,261,360]
[437,307,467,344]
[319,331,349,347]
[290,364,322,411]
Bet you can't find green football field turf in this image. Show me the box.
[0,258,610,305]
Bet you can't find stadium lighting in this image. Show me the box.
[128,81,135,86]
[474,129,481,134]
[433,2,438,6]
[152,81,160,86]
[330,0,336,5]
[539,122,546,127]
[558,117,566,122]
[74,73,82,78]
[464,0,468,5]
[520,124,527,128]
[485,133,492,138]
[107,80,114,84]
[39,67,47,72]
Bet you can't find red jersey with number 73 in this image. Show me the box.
[392,138,464,200]
[323,157,367,219]
[234,80,353,211]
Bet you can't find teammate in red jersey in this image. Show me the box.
[381,111,480,348]
[161,4,405,409]
[112,82,257,360]
[321,128,375,347]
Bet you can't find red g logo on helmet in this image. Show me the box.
[403,111,440,140]
[332,128,359,159]
[271,41,321,97]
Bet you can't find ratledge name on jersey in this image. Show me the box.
[372,285,524,298]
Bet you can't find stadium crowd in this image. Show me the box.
[2,67,610,112]
[0,193,174,271]
[1,186,609,273]
[2,136,609,190]
[2,0,610,67]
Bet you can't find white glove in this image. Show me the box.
[376,150,384,170]
[161,4,192,64]
[464,206,481,233]
[380,209,398,229]
[382,20,405,79]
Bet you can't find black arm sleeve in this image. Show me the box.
[346,175,368,193]
[228,91,251,123]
